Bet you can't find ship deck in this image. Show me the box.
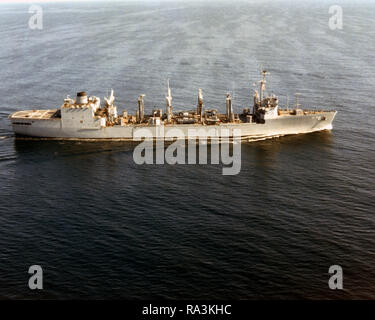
[9,109,60,120]
[9,108,335,122]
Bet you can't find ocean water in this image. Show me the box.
[0,0,374,299]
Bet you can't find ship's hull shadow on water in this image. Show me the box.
[13,130,334,160]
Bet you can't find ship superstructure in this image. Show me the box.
[8,71,337,141]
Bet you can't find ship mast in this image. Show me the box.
[295,93,301,109]
[165,79,173,123]
[197,88,203,122]
[137,94,145,123]
[226,93,234,122]
[259,70,269,101]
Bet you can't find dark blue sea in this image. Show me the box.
[0,0,374,299]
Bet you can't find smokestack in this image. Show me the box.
[76,92,88,105]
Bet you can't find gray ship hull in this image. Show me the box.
[9,111,337,141]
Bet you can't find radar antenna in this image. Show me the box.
[259,70,270,101]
